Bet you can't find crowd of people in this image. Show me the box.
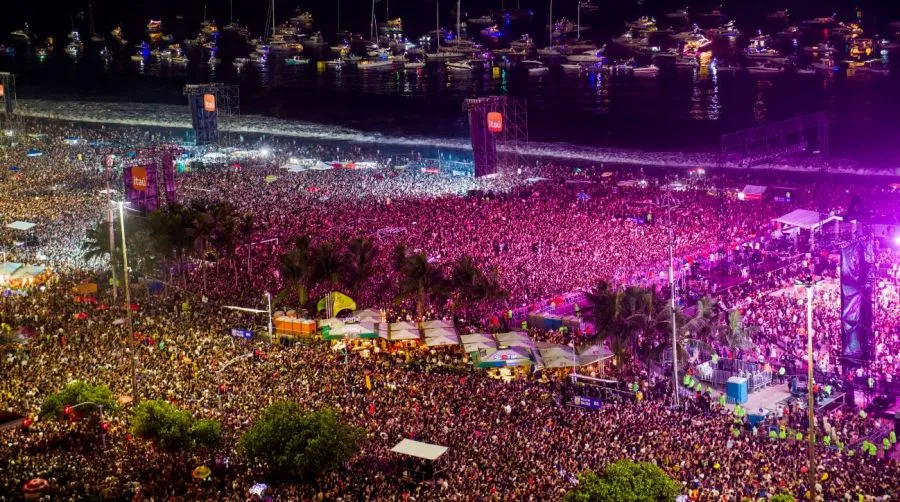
[1,118,899,500]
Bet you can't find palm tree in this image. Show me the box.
[391,242,408,273]
[277,236,314,311]
[397,252,447,319]
[344,237,378,299]
[625,287,678,372]
[82,220,116,265]
[450,255,507,310]
[586,281,640,371]
[722,309,758,350]
[312,243,344,290]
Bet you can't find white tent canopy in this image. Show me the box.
[421,319,453,330]
[7,221,36,231]
[460,333,496,353]
[578,344,614,365]
[389,321,418,332]
[773,209,842,231]
[424,333,460,347]
[391,439,448,461]
[495,331,535,349]
[383,328,420,341]
[423,326,456,339]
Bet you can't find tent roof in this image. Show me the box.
[460,333,494,344]
[7,221,37,231]
[424,334,460,347]
[741,185,767,196]
[421,319,453,330]
[391,439,448,461]
[495,331,535,348]
[354,308,382,321]
[773,209,842,230]
[389,321,418,332]
[0,262,23,276]
[423,326,456,338]
[383,328,420,341]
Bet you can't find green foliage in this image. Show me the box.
[564,461,681,502]
[239,402,364,479]
[39,381,116,419]
[131,399,221,451]
[770,494,796,502]
[191,419,222,448]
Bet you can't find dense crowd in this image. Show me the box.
[1,119,899,500]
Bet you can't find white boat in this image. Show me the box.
[538,46,561,56]
[625,16,657,32]
[426,51,464,60]
[64,43,82,56]
[468,15,494,25]
[767,10,789,21]
[856,62,890,75]
[446,59,480,71]
[233,57,249,67]
[810,60,836,71]
[579,1,600,12]
[11,25,32,41]
[284,55,309,65]
[303,32,328,50]
[357,59,394,69]
[566,50,605,63]
[561,63,583,71]
[794,67,816,75]
[674,57,698,68]
[130,54,144,62]
[665,9,690,21]
[747,64,783,75]
[632,64,659,76]
[803,43,835,54]
[326,58,345,67]
[249,52,266,63]
[520,60,548,74]
[173,55,189,64]
[712,63,741,73]
[404,61,426,69]
[510,35,536,51]
[565,40,598,53]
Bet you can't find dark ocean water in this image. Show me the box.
[2,0,900,166]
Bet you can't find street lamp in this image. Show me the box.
[64,401,108,448]
[795,276,822,499]
[223,291,273,338]
[115,201,138,405]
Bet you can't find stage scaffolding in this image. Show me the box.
[463,96,528,176]
[719,112,828,168]
[183,83,240,147]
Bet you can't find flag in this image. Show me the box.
[317,291,357,317]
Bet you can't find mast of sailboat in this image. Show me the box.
[577,1,581,40]
[370,0,376,40]
[436,0,440,51]
[548,0,553,46]
[457,0,461,41]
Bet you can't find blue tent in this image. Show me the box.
[576,192,591,202]
[8,166,20,172]
[26,149,43,157]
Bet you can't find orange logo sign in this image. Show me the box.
[132,166,148,191]
[203,94,216,112]
[487,112,503,133]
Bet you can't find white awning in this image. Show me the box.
[391,439,448,461]
[421,319,453,330]
[773,209,842,230]
[7,221,36,231]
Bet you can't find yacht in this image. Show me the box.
[565,40,599,53]
[537,46,561,56]
[560,63,583,71]
[146,20,164,42]
[777,26,802,38]
[520,60,548,74]
[303,32,328,51]
[446,59,481,71]
[284,55,309,65]
[810,58,836,71]
[802,43,836,55]
[767,10,789,22]
[357,58,394,69]
[173,55,189,64]
[856,60,890,75]
[11,24,33,41]
[578,1,600,12]
[326,58,345,68]
[510,35,536,51]
[625,17,657,33]
[565,50,605,63]
[747,63,783,75]
[674,56,698,68]
[468,15,494,25]
[744,34,782,59]
[632,64,659,76]
[879,38,900,52]
[707,21,740,38]
[800,15,836,28]
[290,9,314,30]
[404,61,426,69]
[665,9,690,22]
[201,20,218,37]
[249,51,267,63]
[223,22,249,37]
[712,62,742,74]
[426,50,465,60]
[794,66,816,76]
[110,26,128,45]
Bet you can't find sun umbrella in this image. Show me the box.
[192,465,212,480]
[26,149,42,157]
[23,478,49,499]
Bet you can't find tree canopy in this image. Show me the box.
[39,381,117,419]
[565,461,681,502]
[130,399,221,451]
[239,402,364,479]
